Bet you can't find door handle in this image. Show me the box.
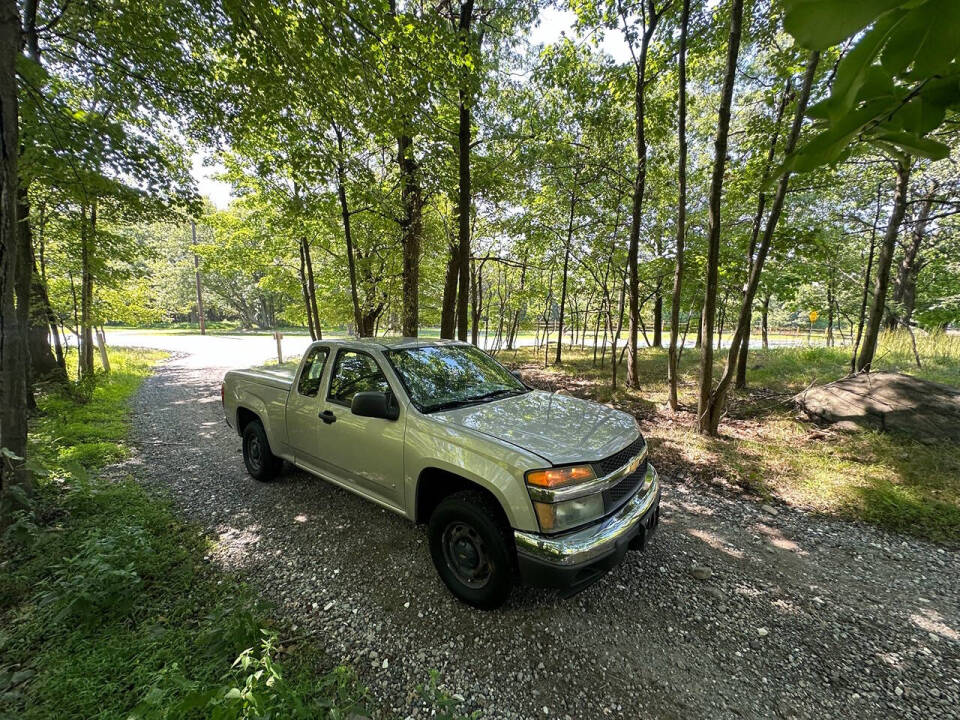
[319,410,337,425]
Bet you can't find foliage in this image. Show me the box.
[783,0,960,169]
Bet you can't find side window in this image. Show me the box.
[327,350,391,406]
[297,347,329,398]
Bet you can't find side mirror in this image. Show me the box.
[512,370,528,387]
[351,391,399,421]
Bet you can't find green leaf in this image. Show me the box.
[869,131,950,159]
[895,95,947,134]
[881,0,960,76]
[823,11,904,119]
[788,100,895,173]
[783,0,904,50]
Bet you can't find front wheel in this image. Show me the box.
[242,420,282,482]
[428,490,515,609]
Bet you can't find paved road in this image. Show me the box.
[104,328,825,363]
[118,339,958,720]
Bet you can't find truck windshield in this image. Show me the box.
[386,345,528,413]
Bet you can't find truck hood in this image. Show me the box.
[435,390,639,465]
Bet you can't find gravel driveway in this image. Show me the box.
[122,349,959,720]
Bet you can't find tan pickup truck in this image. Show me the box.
[222,338,660,608]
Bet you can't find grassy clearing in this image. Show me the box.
[1,348,468,719]
[505,331,960,543]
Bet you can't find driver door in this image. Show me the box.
[315,349,404,508]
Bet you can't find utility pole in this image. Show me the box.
[192,220,206,335]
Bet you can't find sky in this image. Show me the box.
[193,8,632,208]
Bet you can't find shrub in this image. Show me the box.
[34,525,154,625]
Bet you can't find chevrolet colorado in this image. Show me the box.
[222,338,660,608]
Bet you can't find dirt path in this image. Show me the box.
[123,351,959,720]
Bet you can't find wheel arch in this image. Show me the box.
[415,467,512,528]
[235,406,261,435]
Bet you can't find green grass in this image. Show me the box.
[1,348,430,719]
[508,330,960,543]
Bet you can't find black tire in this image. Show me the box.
[242,420,282,482]
[428,490,515,609]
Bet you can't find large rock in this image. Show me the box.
[796,371,960,442]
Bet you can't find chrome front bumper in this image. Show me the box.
[515,463,660,569]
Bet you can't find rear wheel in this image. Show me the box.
[428,490,515,609]
[242,420,282,482]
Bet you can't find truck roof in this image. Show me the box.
[326,337,466,351]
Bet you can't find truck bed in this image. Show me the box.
[228,366,296,391]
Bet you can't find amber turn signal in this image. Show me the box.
[526,464,596,489]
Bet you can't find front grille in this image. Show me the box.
[591,435,645,477]
[603,463,647,504]
[592,436,647,513]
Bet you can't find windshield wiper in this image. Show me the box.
[422,398,484,413]
[422,388,526,414]
[467,388,527,403]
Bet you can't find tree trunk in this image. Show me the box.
[192,221,206,336]
[298,239,317,340]
[555,192,576,365]
[36,206,61,370]
[333,125,364,335]
[761,294,769,348]
[95,325,110,372]
[734,82,792,389]
[36,258,65,375]
[891,186,935,329]
[695,302,702,348]
[471,258,482,346]
[79,202,96,379]
[699,50,819,435]
[454,0,475,343]
[826,282,834,347]
[15,188,55,384]
[851,183,882,372]
[652,282,662,348]
[301,237,321,339]
[856,159,911,373]
[696,0,745,434]
[0,0,27,503]
[439,221,459,339]
[611,280,626,389]
[626,1,662,388]
[397,132,422,337]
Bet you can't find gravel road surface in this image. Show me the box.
[120,344,959,720]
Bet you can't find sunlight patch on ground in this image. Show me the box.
[754,524,806,556]
[687,528,746,560]
[910,609,960,642]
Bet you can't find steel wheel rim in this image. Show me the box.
[442,521,492,589]
[247,434,262,471]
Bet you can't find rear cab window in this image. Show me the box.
[297,347,329,397]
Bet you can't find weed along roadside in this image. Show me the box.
[0,348,472,720]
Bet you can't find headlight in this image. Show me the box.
[525,464,595,490]
[533,494,605,533]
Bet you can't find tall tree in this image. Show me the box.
[699,51,820,435]
[856,158,911,371]
[453,0,475,341]
[666,0,689,410]
[0,0,26,505]
[696,0,744,434]
[622,0,664,388]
